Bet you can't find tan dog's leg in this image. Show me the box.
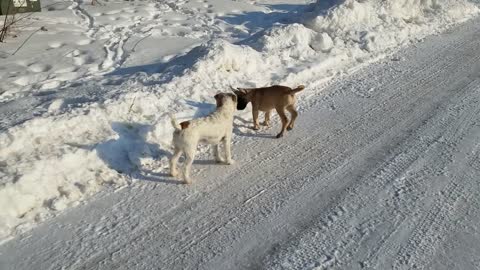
[275,107,289,138]
[262,111,271,127]
[252,108,260,130]
[286,105,298,131]
[170,148,182,178]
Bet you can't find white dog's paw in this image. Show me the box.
[183,178,193,185]
[170,170,179,178]
[215,158,225,164]
[225,159,235,165]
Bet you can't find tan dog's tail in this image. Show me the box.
[169,113,181,131]
[289,85,305,94]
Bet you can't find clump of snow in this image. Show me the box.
[311,32,334,53]
[191,40,262,74]
[252,24,316,59]
[48,99,65,113]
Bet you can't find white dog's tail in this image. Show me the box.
[169,113,181,131]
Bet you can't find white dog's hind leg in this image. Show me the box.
[213,144,224,163]
[170,148,183,178]
[183,149,195,184]
[223,135,235,165]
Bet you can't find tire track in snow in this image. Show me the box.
[358,82,480,270]
[391,84,480,270]
[265,80,476,270]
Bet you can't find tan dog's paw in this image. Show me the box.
[183,178,193,185]
[252,125,260,130]
[262,121,270,127]
[276,133,284,139]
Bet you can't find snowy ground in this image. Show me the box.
[1,0,480,266]
[2,14,480,269]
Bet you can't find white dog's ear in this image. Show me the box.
[214,93,224,107]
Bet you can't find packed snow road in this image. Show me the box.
[2,17,480,270]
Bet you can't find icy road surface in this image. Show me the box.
[2,15,480,270]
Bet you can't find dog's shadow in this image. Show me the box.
[233,116,277,139]
[68,121,183,185]
[193,159,237,166]
[238,132,276,139]
[194,160,219,165]
[134,171,185,185]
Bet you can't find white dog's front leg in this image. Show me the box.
[223,135,235,165]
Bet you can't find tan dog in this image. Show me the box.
[233,85,305,138]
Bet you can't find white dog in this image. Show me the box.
[169,93,237,184]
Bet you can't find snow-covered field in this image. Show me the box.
[1,0,479,247]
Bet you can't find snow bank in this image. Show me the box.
[0,107,124,239]
[241,0,480,87]
[306,0,480,54]
[1,0,479,242]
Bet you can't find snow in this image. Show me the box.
[1,0,479,245]
[305,0,480,54]
[2,16,480,268]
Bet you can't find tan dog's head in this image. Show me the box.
[214,93,237,109]
[233,89,252,110]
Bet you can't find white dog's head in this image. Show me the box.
[214,93,237,111]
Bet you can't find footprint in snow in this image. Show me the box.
[28,63,52,73]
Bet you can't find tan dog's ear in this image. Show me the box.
[214,93,224,107]
[238,88,248,95]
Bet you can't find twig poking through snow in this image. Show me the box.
[12,27,42,55]
[127,95,137,119]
